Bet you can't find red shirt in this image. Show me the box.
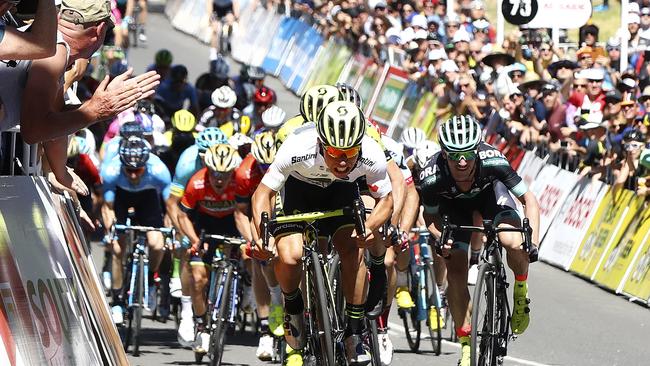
[74,154,101,186]
[180,167,247,218]
[233,154,264,198]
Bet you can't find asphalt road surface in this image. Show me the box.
[93,6,650,366]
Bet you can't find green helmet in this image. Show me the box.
[300,85,341,123]
[155,49,173,67]
[438,115,482,152]
[317,101,366,149]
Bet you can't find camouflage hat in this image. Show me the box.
[60,0,114,26]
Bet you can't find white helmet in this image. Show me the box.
[438,115,482,152]
[261,105,286,129]
[400,127,426,149]
[211,86,237,109]
[415,140,441,169]
[228,132,254,148]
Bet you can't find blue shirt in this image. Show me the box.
[170,144,203,197]
[101,154,172,203]
[155,79,198,113]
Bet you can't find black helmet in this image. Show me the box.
[623,128,645,143]
[119,136,150,168]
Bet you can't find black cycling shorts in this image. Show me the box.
[213,4,233,18]
[437,182,520,250]
[114,187,164,227]
[273,176,361,238]
[190,212,240,265]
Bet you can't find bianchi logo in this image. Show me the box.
[291,153,316,164]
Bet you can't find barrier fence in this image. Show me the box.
[165,2,650,306]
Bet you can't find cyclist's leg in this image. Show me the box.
[253,260,274,360]
[210,15,221,59]
[138,0,147,26]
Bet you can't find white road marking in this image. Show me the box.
[387,322,552,366]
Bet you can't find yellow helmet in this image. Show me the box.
[204,143,241,172]
[251,132,276,165]
[219,115,251,138]
[300,85,341,122]
[171,109,197,132]
[276,115,305,149]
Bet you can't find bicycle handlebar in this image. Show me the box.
[439,215,537,263]
[112,223,175,238]
[260,199,366,249]
[199,230,246,246]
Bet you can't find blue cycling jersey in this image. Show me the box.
[101,153,172,203]
[170,144,203,197]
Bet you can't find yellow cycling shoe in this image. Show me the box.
[285,344,303,366]
[458,336,470,366]
[395,287,415,308]
[428,306,446,331]
[270,304,284,337]
[511,280,530,335]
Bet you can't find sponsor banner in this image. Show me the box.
[232,6,277,64]
[340,54,369,87]
[569,188,637,279]
[517,152,545,188]
[278,21,310,85]
[286,28,323,92]
[354,61,382,110]
[621,216,650,303]
[527,165,579,240]
[369,67,409,127]
[0,177,106,365]
[261,17,300,75]
[324,42,353,85]
[408,92,438,138]
[525,0,592,29]
[249,14,283,67]
[304,39,339,89]
[593,199,649,291]
[388,82,420,139]
[540,178,608,269]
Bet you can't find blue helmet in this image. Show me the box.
[196,127,227,152]
[119,136,150,168]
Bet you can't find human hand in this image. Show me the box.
[253,237,275,260]
[48,168,89,196]
[352,226,376,248]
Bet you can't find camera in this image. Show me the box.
[560,141,569,148]
[15,0,38,19]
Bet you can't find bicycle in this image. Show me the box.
[193,231,246,366]
[128,2,145,48]
[260,199,366,366]
[398,228,446,355]
[111,214,175,356]
[439,216,537,366]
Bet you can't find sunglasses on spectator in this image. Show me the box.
[541,47,551,51]
[625,142,645,150]
[456,59,468,65]
[447,150,477,161]
[446,23,460,28]
[510,72,524,78]
[323,145,361,159]
[608,47,620,52]
[573,83,587,88]
[579,55,591,60]
[587,79,602,83]
[509,93,523,101]
[473,28,489,34]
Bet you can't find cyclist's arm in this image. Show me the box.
[177,208,200,247]
[516,190,540,245]
[399,182,420,233]
[234,201,253,242]
[232,0,240,20]
[251,183,275,242]
[101,201,116,235]
[367,192,393,233]
[166,195,184,233]
[387,160,406,226]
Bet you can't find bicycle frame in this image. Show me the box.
[126,234,149,308]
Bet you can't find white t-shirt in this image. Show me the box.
[262,123,392,199]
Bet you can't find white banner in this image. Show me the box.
[540,177,608,269]
[528,164,580,240]
[525,0,592,29]
[518,152,546,189]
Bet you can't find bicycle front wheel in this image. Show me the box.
[132,256,145,356]
[400,266,421,352]
[470,263,497,366]
[424,262,442,355]
[367,318,381,365]
[308,250,336,366]
[209,266,233,366]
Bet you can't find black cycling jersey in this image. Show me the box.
[419,142,527,209]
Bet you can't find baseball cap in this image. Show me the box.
[629,13,641,24]
[580,68,605,81]
[452,29,471,43]
[642,7,650,15]
[428,48,447,61]
[629,3,640,14]
[411,14,428,29]
[60,0,114,25]
[440,60,459,73]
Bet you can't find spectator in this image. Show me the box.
[0,0,57,60]
[155,64,200,117]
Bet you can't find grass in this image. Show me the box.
[483,0,622,45]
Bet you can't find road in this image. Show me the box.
[93,6,650,366]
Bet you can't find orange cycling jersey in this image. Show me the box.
[234,154,264,198]
[180,167,249,218]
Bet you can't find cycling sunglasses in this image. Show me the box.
[124,166,146,175]
[323,145,361,159]
[209,170,233,180]
[446,150,477,161]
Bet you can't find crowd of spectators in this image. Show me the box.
[0,0,159,202]
[281,0,650,195]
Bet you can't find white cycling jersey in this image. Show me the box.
[262,123,392,198]
[381,135,413,183]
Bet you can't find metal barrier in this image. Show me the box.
[1,126,41,176]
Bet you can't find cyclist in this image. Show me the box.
[124,0,148,43]
[235,132,284,360]
[244,86,276,131]
[101,136,172,324]
[234,65,266,109]
[198,86,250,137]
[400,126,426,166]
[165,127,228,347]
[159,110,198,172]
[252,101,394,365]
[146,49,174,81]
[206,0,240,58]
[176,144,251,355]
[155,64,200,117]
[101,119,146,171]
[418,115,540,366]
[257,105,286,135]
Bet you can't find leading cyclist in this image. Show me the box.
[101,136,172,324]
[252,101,393,365]
[418,115,540,366]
